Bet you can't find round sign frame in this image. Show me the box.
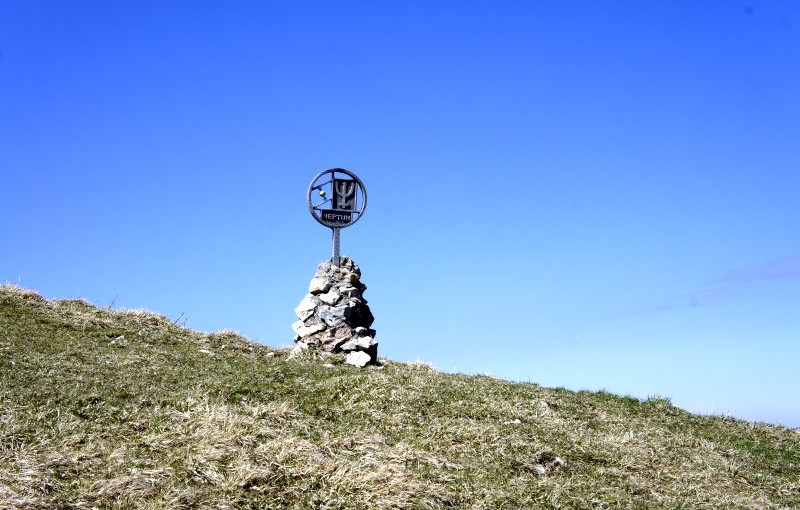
[307,168,367,229]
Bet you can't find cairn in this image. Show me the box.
[292,257,377,367]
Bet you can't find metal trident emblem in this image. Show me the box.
[335,180,355,210]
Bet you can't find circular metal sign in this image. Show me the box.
[307,168,367,228]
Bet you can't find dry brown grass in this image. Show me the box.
[1,285,798,509]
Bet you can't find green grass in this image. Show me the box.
[1,284,799,509]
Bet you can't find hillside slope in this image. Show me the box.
[1,285,798,509]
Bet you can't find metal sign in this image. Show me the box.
[308,168,367,228]
[307,168,367,266]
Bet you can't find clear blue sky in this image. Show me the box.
[2,1,799,427]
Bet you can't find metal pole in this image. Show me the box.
[332,228,341,267]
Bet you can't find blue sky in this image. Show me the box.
[2,1,799,427]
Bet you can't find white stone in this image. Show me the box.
[339,336,376,351]
[318,289,341,305]
[533,464,547,476]
[340,286,360,297]
[308,277,331,294]
[291,320,326,337]
[294,295,317,320]
[345,351,372,367]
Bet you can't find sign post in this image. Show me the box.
[307,168,367,267]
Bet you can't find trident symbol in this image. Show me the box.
[335,180,355,210]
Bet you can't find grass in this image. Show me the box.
[1,284,799,509]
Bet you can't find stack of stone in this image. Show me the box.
[292,257,377,367]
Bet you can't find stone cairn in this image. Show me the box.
[292,257,377,367]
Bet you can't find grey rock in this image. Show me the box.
[334,324,354,340]
[315,260,332,276]
[291,320,326,337]
[303,315,324,327]
[319,339,339,352]
[319,305,351,327]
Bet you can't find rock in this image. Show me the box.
[295,338,318,349]
[532,454,566,476]
[319,305,351,327]
[294,295,318,320]
[348,304,374,328]
[315,260,333,277]
[308,277,331,294]
[340,286,360,297]
[319,336,343,352]
[318,289,341,305]
[339,335,376,351]
[354,327,377,338]
[342,257,361,276]
[345,351,372,367]
[303,315,324,327]
[334,325,354,340]
[291,320,326,337]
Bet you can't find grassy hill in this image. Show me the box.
[1,285,798,509]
